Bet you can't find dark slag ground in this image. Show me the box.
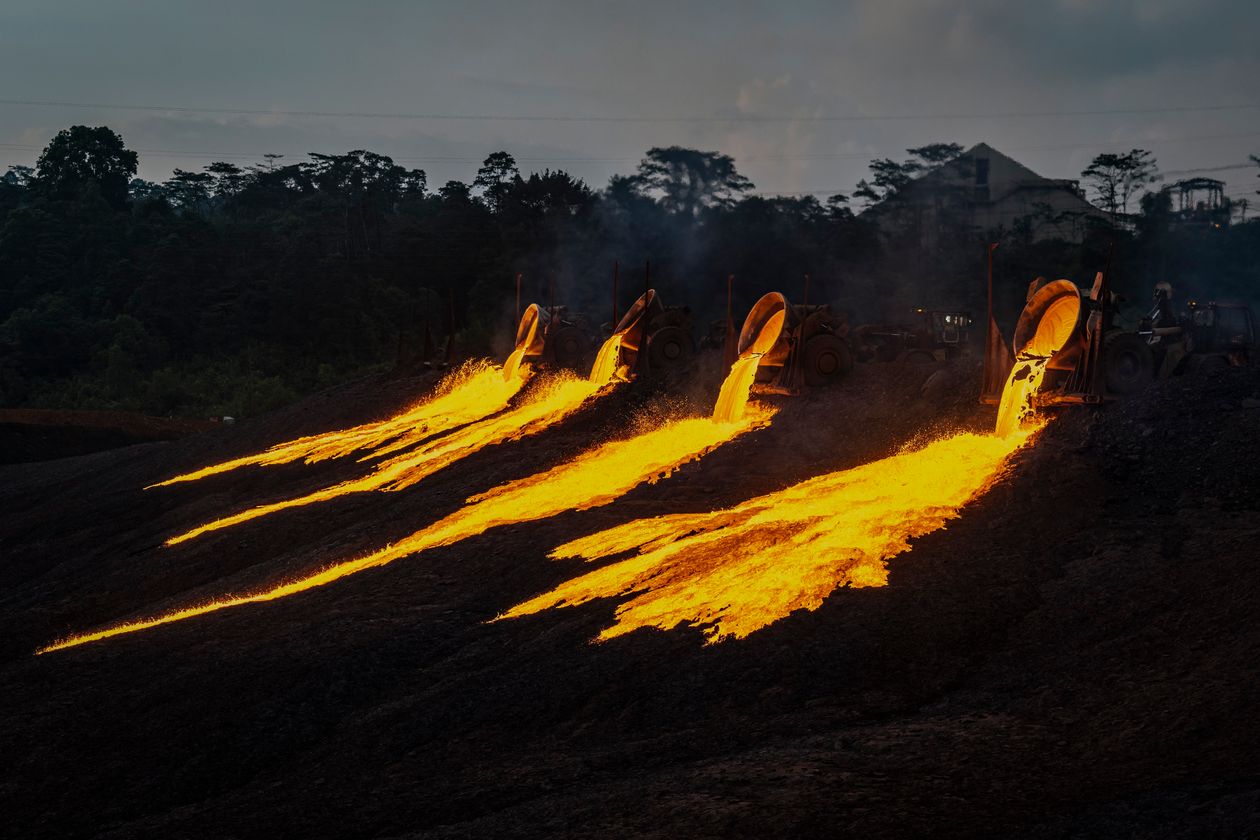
[2,356,1259,839]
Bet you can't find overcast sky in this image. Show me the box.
[2,0,1258,203]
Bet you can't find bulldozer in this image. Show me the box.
[734,291,853,393]
[854,309,973,363]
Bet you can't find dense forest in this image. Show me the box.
[1,125,1257,418]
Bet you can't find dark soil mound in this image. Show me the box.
[2,359,1258,838]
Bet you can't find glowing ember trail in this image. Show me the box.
[498,293,1072,643]
[165,373,608,544]
[39,406,773,654]
[500,427,1039,642]
[40,303,1066,654]
[163,331,629,544]
[150,359,530,487]
[711,354,763,423]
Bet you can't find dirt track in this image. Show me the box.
[2,357,1258,838]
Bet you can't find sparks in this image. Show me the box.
[150,358,532,487]
[499,426,1038,642]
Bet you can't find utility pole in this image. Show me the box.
[638,260,651,376]
[723,274,738,368]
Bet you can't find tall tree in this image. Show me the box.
[853,143,962,207]
[1080,149,1158,217]
[33,125,138,209]
[473,151,519,211]
[630,147,752,216]
[906,142,964,166]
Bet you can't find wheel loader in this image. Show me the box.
[983,271,1256,406]
[854,309,973,364]
[511,303,593,372]
[602,289,696,377]
[732,291,853,393]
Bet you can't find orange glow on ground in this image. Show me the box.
[164,332,630,545]
[165,374,609,544]
[498,287,1071,643]
[499,426,1038,642]
[40,310,1064,654]
[39,405,773,654]
[150,359,531,487]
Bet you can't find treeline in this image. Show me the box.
[0,125,1256,418]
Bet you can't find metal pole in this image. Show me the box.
[983,242,998,394]
[638,260,651,375]
[445,288,456,366]
[724,274,737,368]
[612,260,619,328]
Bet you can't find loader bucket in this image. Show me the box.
[1013,279,1085,369]
[613,289,665,356]
[737,292,797,367]
[514,303,549,358]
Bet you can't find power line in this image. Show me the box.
[1,96,1258,124]
[1160,162,1259,178]
[4,130,1259,168]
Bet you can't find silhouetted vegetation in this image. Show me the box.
[1,126,1256,418]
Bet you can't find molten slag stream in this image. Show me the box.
[499,330,1065,643]
[41,319,1061,654]
[165,373,608,545]
[38,405,774,654]
[588,333,624,387]
[150,359,530,487]
[163,333,629,544]
[711,354,764,424]
[499,427,1038,642]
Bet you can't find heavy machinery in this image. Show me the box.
[735,291,853,392]
[1130,288,1256,386]
[985,272,1256,406]
[603,289,696,377]
[511,303,592,371]
[854,309,973,363]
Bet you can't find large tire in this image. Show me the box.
[647,325,693,371]
[802,334,853,387]
[1103,330,1154,394]
[548,325,590,370]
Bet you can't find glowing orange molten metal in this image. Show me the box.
[994,292,1078,438]
[40,300,1068,654]
[165,373,608,544]
[498,288,1071,643]
[711,354,763,424]
[163,331,631,545]
[499,427,1037,642]
[38,406,773,654]
[151,359,531,487]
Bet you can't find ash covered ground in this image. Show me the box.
[2,356,1259,839]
